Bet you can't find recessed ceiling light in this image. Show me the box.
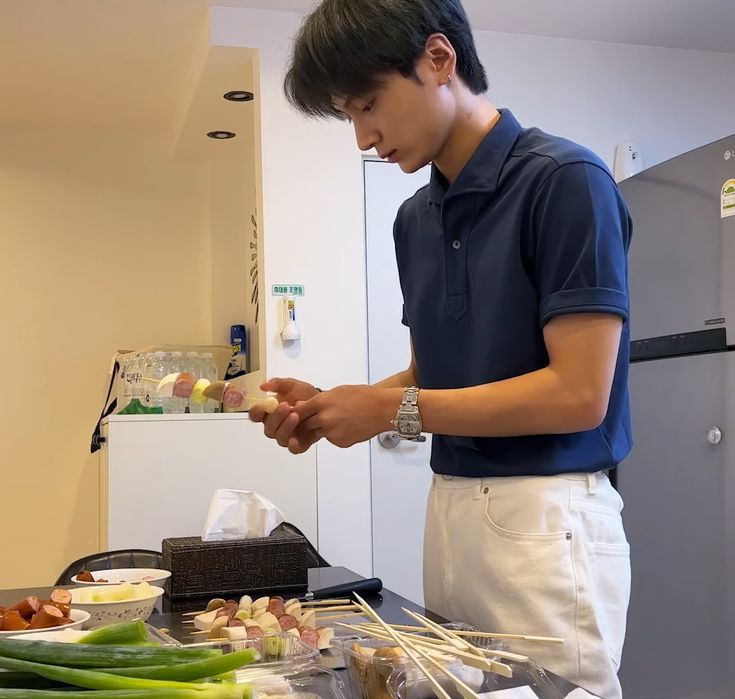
[207,131,236,140]
[224,91,254,102]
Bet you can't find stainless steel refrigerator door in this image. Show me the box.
[618,351,735,699]
[621,135,735,344]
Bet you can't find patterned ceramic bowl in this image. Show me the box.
[69,585,164,628]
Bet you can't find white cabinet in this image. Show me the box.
[99,415,317,553]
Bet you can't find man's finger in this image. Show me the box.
[288,432,317,455]
[302,415,323,431]
[249,405,267,423]
[275,411,300,448]
[263,403,292,439]
[261,377,290,394]
[293,397,321,421]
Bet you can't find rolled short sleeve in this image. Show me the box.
[532,162,631,327]
[393,203,411,328]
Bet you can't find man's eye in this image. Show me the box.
[363,99,376,114]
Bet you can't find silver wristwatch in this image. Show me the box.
[391,386,423,440]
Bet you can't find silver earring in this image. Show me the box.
[447,74,452,83]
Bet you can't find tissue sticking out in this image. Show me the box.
[201,489,286,542]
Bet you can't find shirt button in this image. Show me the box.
[452,240,462,250]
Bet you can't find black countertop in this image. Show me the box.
[0,567,585,697]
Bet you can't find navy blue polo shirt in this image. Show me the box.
[394,109,633,477]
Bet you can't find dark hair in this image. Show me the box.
[284,0,488,119]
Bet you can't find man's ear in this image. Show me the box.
[424,33,457,85]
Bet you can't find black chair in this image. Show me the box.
[55,549,163,586]
[55,524,328,586]
[274,522,330,568]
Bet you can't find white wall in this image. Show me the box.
[0,126,212,587]
[475,31,735,173]
[210,5,735,578]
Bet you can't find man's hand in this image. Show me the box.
[293,385,399,450]
[249,378,321,452]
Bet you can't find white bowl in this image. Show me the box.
[69,585,165,629]
[0,609,91,637]
[71,568,171,587]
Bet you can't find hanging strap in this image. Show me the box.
[90,359,120,454]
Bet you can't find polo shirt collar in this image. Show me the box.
[428,108,522,205]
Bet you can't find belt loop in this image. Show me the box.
[587,473,597,495]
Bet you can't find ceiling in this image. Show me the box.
[1,0,731,133]
[0,0,208,129]
[215,0,735,54]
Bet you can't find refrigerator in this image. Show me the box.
[618,135,735,699]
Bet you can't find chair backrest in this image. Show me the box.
[55,549,163,586]
[274,522,330,568]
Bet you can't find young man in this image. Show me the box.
[251,1,632,696]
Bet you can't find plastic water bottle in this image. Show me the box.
[140,353,157,409]
[185,352,204,413]
[145,351,170,412]
[201,352,219,414]
[129,353,145,405]
[118,354,133,412]
[170,351,186,414]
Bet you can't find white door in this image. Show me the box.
[364,159,431,605]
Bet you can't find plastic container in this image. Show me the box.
[247,668,347,698]
[188,631,320,678]
[335,628,562,699]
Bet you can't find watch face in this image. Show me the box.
[397,414,421,434]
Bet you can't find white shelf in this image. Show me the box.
[104,413,251,424]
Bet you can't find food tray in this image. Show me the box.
[247,668,347,698]
[335,630,563,699]
[188,631,320,676]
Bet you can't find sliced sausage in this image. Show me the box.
[7,596,41,620]
[76,571,95,582]
[29,605,65,629]
[267,598,285,619]
[278,614,299,632]
[0,611,30,631]
[246,625,264,648]
[299,626,319,648]
[223,387,244,409]
[42,600,71,617]
[50,589,72,606]
[173,373,195,398]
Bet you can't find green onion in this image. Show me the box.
[0,639,221,668]
[96,648,259,682]
[77,621,148,645]
[0,690,251,699]
[0,655,244,697]
[0,671,67,689]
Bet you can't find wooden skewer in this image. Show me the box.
[183,597,355,618]
[402,609,474,655]
[301,598,351,607]
[345,623,528,665]
[313,611,365,623]
[340,623,516,675]
[368,623,564,645]
[352,593,452,699]
[398,634,483,699]
[314,604,361,614]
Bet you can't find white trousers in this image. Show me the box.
[424,472,630,699]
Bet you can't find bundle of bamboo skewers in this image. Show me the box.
[340,594,564,699]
